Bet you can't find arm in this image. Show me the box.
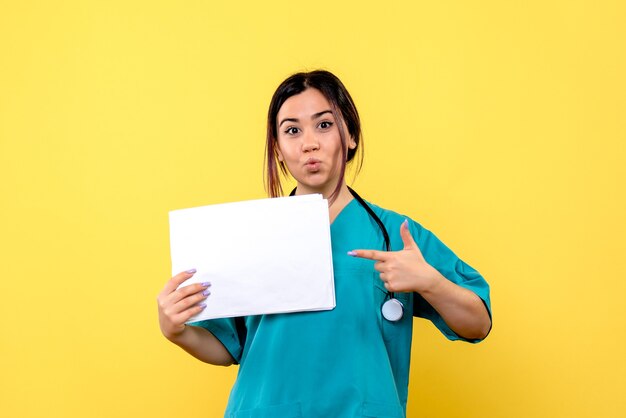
[349,220,491,341]
[165,323,235,366]
[157,270,235,366]
[412,267,491,340]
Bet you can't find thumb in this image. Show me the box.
[400,219,417,250]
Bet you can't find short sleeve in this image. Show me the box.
[410,222,492,343]
[189,317,246,364]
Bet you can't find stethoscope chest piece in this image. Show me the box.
[381,298,404,322]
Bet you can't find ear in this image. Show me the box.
[347,136,357,150]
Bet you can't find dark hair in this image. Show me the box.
[264,70,363,200]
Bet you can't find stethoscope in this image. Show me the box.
[289,187,405,322]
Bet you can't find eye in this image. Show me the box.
[318,121,334,130]
[284,127,300,135]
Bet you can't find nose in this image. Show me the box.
[302,132,320,153]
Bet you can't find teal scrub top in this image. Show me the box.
[193,199,492,418]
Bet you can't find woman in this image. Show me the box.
[157,70,492,417]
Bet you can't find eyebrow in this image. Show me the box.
[279,110,333,127]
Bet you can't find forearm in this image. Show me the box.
[166,325,235,366]
[418,269,491,340]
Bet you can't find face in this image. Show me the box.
[275,88,356,196]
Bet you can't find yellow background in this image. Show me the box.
[1,1,624,417]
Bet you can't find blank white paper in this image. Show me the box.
[169,195,335,322]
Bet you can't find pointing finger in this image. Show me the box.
[348,249,390,261]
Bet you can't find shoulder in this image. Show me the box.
[360,200,436,249]
[363,200,427,232]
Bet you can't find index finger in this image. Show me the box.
[161,269,197,296]
[348,249,391,261]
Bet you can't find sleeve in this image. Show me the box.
[409,221,492,343]
[188,317,246,364]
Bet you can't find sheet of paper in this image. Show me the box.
[169,195,335,322]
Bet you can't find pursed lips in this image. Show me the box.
[304,158,322,171]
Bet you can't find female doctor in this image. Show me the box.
[157,70,492,418]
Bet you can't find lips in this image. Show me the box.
[304,158,321,171]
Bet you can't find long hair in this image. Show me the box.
[264,70,363,201]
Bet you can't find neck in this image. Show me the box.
[327,184,354,223]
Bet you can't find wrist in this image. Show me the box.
[164,324,188,343]
[415,265,444,295]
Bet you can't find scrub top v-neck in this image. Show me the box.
[192,199,491,418]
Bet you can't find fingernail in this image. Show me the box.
[403,219,408,228]
[199,302,207,308]
[347,250,357,256]
[201,282,211,287]
[186,268,197,274]
[202,290,211,297]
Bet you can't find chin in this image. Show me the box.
[298,182,336,195]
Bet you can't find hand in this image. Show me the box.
[349,220,442,294]
[157,269,211,340]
